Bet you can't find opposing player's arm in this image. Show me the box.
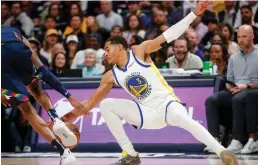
[62,71,115,122]
[22,36,86,112]
[135,1,210,57]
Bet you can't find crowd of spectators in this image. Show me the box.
[2,0,258,154]
[2,1,258,77]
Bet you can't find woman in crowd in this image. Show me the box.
[209,43,229,76]
[123,14,146,44]
[51,51,69,77]
[64,35,80,67]
[220,23,239,55]
[40,29,60,64]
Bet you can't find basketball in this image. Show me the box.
[47,121,80,149]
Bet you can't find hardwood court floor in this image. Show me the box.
[2,153,258,165]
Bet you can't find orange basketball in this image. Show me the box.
[47,121,80,149]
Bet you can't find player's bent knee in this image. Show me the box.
[100,98,117,113]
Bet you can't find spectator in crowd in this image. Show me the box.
[51,51,69,77]
[150,24,170,65]
[200,18,219,46]
[52,43,66,59]
[205,25,258,154]
[85,33,105,63]
[110,25,123,37]
[1,2,10,25]
[40,29,60,64]
[234,1,258,29]
[63,3,87,37]
[36,15,59,43]
[217,0,239,27]
[145,8,167,40]
[209,43,229,75]
[190,15,208,42]
[62,15,86,50]
[235,5,258,45]
[3,1,33,37]
[47,3,66,31]
[65,35,79,67]
[129,35,144,49]
[123,14,146,44]
[71,33,104,69]
[161,1,183,26]
[241,89,258,154]
[126,1,149,29]
[220,23,239,55]
[211,32,229,48]
[86,15,100,34]
[96,0,123,32]
[166,36,203,70]
[82,49,104,77]
[2,104,32,153]
[226,25,258,154]
[28,37,49,67]
[185,28,204,60]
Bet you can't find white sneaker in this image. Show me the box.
[53,118,77,147]
[204,146,215,154]
[227,139,243,154]
[60,149,76,165]
[241,138,258,154]
[23,146,31,153]
[15,146,22,153]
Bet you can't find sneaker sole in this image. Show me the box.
[241,148,258,154]
[53,122,77,147]
[221,150,239,165]
[60,155,76,165]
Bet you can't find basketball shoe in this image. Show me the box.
[111,151,141,165]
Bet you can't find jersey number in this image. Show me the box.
[136,78,142,84]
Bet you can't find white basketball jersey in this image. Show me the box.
[112,50,180,109]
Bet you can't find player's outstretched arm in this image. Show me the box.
[62,71,115,122]
[22,36,86,112]
[136,1,211,56]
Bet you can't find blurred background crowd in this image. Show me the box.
[1,0,258,154]
[1,0,258,77]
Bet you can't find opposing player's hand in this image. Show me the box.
[193,1,212,16]
[1,94,11,107]
[68,96,89,116]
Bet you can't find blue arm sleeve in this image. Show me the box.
[36,65,71,99]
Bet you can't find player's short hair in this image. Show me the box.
[106,36,128,50]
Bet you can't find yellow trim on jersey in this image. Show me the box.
[1,42,5,45]
[150,64,180,102]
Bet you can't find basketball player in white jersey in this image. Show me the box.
[61,1,238,165]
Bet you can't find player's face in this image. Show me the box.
[104,41,119,64]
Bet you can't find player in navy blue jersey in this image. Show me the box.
[1,27,85,165]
